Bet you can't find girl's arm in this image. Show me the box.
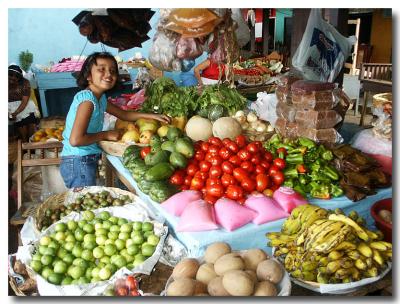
[11,94,29,118]
[106,102,171,124]
[69,101,120,146]
[193,59,210,87]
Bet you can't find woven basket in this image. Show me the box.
[34,192,67,231]
[9,257,38,296]
[99,141,147,157]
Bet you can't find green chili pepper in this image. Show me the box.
[285,153,304,165]
[298,137,316,149]
[330,184,344,197]
[322,150,334,161]
[288,147,308,154]
[298,175,308,185]
[310,185,331,199]
[323,166,339,180]
[294,185,307,198]
[283,179,295,188]
[283,167,298,178]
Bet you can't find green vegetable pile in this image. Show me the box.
[140,77,247,117]
[264,134,343,199]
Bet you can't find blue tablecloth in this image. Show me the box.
[107,155,392,257]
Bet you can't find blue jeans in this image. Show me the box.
[60,154,100,188]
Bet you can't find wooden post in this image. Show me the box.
[17,140,23,210]
[262,9,270,55]
[290,9,311,68]
[250,20,256,53]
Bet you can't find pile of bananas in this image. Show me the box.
[267,205,392,284]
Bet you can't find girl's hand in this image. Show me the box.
[146,114,171,124]
[104,130,121,141]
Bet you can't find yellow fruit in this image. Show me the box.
[126,123,137,131]
[139,130,153,144]
[121,130,140,143]
[157,125,170,137]
[115,119,130,131]
[172,116,187,130]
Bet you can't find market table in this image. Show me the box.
[105,154,392,257]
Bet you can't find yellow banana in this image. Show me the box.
[328,250,344,261]
[280,247,290,254]
[291,204,314,219]
[369,241,392,251]
[335,268,352,279]
[355,259,367,271]
[302,271,317,282]
[317,273,329,284]
[326,260,341,274]
[346,250,361,260]
[357,242,373,258]
[364,267,378,278]
[282,217,302,235]
[312,225,351,253]
[334,208,345,215]
[304,220,340,249]
[319,256,329,266]
[333,241,357,251]
[342,277,352,283]
[328,214,369,241]
[375,230,384,241]
[302,208,329,231]
[302,261,319,272]
[382,250,392,259]
[349,267,361,281]
[339,258,354,269]
[290,269,302,278]
[365,257,373,268]
[366,230,379,240]
[318,266,328,274]
[372,249,384,266]
[348,210,359,221]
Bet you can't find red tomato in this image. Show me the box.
[235,135,247,148]
[125,276,138,291]
[221,161,234,174]
[228,155,241,166]
[206,184,224,198]
[276,147,288,156]
[225,185,244,200]
[218,147,232,160]
[226,141,239,153]
[272,171,285,185]
[273,158,286,170]
[237,197,246,205]
[206,178,221,187]
[256,174,270,192]
[253,141,263,149]
[204,194,218,205]
[116,286,128,296]
[250,154,262,165]
[255,165,266,175]
[199,161,211,173]
[240,161,254,172]
[201,188,207,196]
[194,141,203,151]
[268,165,280,176]
[264,151,274,162]
[190,176,204,190]
[140,147,151,159]
[221,174,236,187]
[201,142,210,152]
[209,155,223,166]
[241,177,256,192]
[194,150,206,161]
[194,171,208,181]
[208,137,222,147]
[260,160,270,170]
[246,142,259,154]
[180,185,189,191]
[209,166,222,178]
[184,176,192,186]
[186,164,199,176]
[208,145,220,155]
[169,172,184,185]
[233,167,248,182]
[187,159,198,166]
[205,152,215,163]
[237,149,252,161]
[222,138,233,147]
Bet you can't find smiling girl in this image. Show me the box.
[60,52,170,188]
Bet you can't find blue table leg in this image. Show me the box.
[39,89,48,117]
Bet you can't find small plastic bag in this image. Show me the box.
[176,37,204,60]
[149,30,180,71]
[292,9,356,82]
[250,92,278,127]
[276,101,298,123]
[297,126,343,144]
[291,80,337,110]
[176,200,219,232]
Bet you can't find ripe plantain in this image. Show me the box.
[328,214,369,241]
[357,242,373,258]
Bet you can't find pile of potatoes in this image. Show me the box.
[166,242,284,296]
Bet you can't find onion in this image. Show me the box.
[247,112,258,123]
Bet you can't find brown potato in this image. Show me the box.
[256,259,284,284]
[222,270,254,296]
[193,280,208,295]
[244,270,258,284]
[204,242,231,264]
[207,276,230,296]
[253,281,278,296]
[172,258,200,279]
[241,249,268,271]
[196,263,218,285]
[167,278,196,296]
[214,254,245,276]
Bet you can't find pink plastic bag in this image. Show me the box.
[176,200,219,232]
[272,187,308,213]
[126,89,146,109]
[176,37,204,60]
[161,190,202,216]
[244,194,289,225]
[214,198,257,231]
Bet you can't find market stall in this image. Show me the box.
[9,8,393,298]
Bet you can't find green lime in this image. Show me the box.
[141,222,153,232]
[104,244,117,256]
[95,235,107,246]
[108,216,118,224]
[147,234,160,246]
[110,225,120,233]
[132,221,142,231]
[67,220,78,231]
[120,223,132,233]
[40,236,52,246]
[41,255,54,266]
[114,239,125,251]
[55,222,67,232]
[48,273,64,285]
[64,242,75,252]
[118,232,130,241]
[30,260,42,273]
[113,255,127,268]
[41,267,54,280]
[93,247,104,259]
[95,228,108,236]
[98,267,112,280]
[83,223,95,234]
[62,253,74,265]
[107,231,119,240]
[68,265,85,280]
[72,244,83,258]
[141,244,155,257]
[83,210,95,221]
[117,218,128,226]
[53,261,68,274]
[81,249,94,261]
[127,244,139,256]
[61,276,73,285]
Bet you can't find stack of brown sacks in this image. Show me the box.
[275,78,343,143]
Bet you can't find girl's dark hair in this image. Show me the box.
[76,52,120,89]
[8,64,24,82]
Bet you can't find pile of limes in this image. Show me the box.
[30,210,160,285]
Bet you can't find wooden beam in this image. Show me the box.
[262,9,270,55]
[290,9,311,67]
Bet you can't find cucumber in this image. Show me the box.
[161,140,175,153]
[169,152,188,169]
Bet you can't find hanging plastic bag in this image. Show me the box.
[292,9,356,82]
[165,18,221,38]
[231,8,250,47]
[176,37,204,59]
[167,8,219,28]
[149,30,180,71]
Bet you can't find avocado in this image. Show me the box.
[174,138,194,158]
[169,152,188,169]
[167,127,182,141]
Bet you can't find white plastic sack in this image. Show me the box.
[250,92,278,127]
[292,9,356,82]
[149,31,181,72]
[350,129,392,158]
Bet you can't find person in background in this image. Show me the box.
[60,52,170,188]
[193,55,226,91]
[8,65,39,142]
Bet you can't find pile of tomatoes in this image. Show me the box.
[113,275,140,296]
[169,135,286,205]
